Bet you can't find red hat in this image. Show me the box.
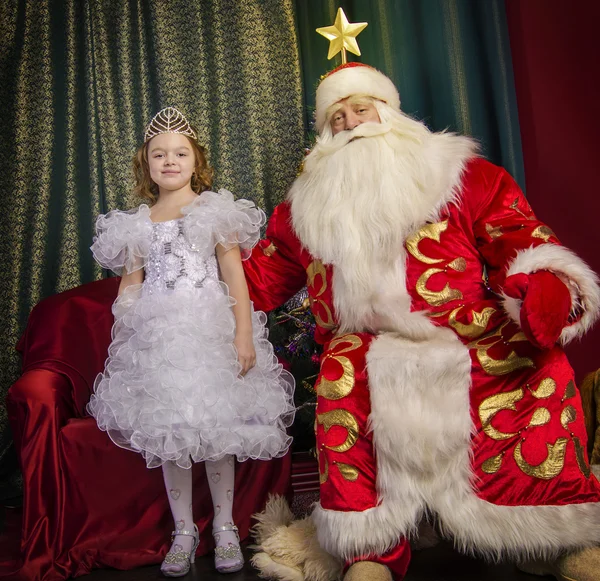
[315,62,400,133]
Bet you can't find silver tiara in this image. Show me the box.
[144,107,197,142]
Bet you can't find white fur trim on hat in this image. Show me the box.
[315,64,400,133]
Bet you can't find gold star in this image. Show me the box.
[316,7,368,64]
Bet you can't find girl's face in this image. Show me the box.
[147,133,196,193]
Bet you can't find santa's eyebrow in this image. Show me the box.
[326,95,376,120]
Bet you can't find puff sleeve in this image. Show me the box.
[182,189,266,260]
[90,205,153,275]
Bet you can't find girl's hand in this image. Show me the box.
[234,332,256,376]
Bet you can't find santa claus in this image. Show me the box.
[244,62,600,581]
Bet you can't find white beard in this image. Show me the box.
[288,106,477,336]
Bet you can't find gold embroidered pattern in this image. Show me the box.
[262,242,277,257]
[318,447,329,484]
[416,268,463,307]
[317,409,359,453]
[307,259,337,330]
[509,197,533,220]
[447,257,467,272]
[407,220,466,307]
[478,373,582,480]
[560,405,577,431]
[335,462,360,482]
[573,436,592,478]
[316,357,355,400]
[514,438,568,480]
[485,223,503,239]
[428,310,449,318]
[314,303,337,331]
[405,221,448,264]
[307,260,327,293]
[316,334,364,485]
[532,225,555,242]
[562,380,576,402]
[469,323,535,376]
[479,388,523,440]
[448,306,496,339]
[528,407,551,427]
[477,347,535,376]
[530,378,557,399]
[316,335,363,400]
[328,334,363,353]
[481,453,504,474]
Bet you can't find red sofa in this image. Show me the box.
[5,278,291,580]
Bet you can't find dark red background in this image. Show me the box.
[506,0,600,381]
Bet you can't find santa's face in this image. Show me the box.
[329,96,381,135]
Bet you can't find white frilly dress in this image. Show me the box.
[87,189,295,469]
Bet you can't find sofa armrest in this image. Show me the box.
[16,277,119,416]
[6,368,81,569]
[7,369,78,458]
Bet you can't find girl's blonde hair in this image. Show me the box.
[132,135,214,204]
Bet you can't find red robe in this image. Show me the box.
[244,158,600,567]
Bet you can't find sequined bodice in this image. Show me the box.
[144,219,219,294]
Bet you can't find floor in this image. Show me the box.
[77,542,545,581]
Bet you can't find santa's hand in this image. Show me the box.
[503,270,571,349]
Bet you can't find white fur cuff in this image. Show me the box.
[501,243,600,345]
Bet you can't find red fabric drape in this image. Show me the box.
[2,279,291,580]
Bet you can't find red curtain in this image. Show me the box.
[505,0,600,381]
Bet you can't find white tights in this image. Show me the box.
[162,456,237,554]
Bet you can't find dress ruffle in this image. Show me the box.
[88,281,295,469]
[182,189,266,259]
[91,206,153,275]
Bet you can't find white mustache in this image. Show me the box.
[315,122,393,156]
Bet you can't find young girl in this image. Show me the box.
[87,107,295,577]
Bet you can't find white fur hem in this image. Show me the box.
[501,244,600,345]
[313,330,600,562]
[313,497,600,563]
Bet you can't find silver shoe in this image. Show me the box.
[161,523,199,578]
[213,523,244,574]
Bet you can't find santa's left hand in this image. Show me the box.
[503,270,571,349]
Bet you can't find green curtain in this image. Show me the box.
[295,0,524,187]
[0,0,305,498]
